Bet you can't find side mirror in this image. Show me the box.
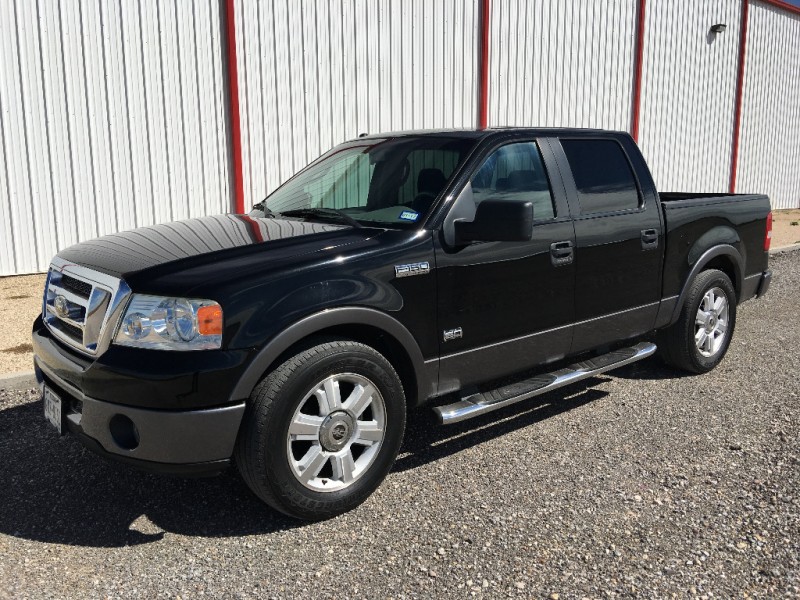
[454,200,534,244]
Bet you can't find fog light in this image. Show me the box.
[109,414,140,450]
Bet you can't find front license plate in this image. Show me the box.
[43,386,62,435]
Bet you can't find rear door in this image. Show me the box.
[434,137,576,392]
[553,135,663,353]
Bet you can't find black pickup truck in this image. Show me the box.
[32,128,772,520]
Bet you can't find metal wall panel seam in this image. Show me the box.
[152,1,175,224]
[76,0,100,239]
[96,0,121,236]
[189,1,209,219]
[58,0,90,243]
[0,52,18,273]
[172,0,191,220]
[134,0,158,228]
[117,2,141,229]
[26,0,53,268]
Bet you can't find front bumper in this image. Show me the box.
[32,316,249,474]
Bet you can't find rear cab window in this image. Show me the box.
[560,139,641,215]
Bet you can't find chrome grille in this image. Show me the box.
[43,257,132,356]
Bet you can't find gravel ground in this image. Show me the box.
[772,209,800,249]
[1,252,798,599]
[0,274,45,375]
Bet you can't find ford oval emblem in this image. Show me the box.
[54,295,69,318]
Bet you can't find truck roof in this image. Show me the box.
[357,126,629,140]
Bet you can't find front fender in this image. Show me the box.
[229,306,435,405]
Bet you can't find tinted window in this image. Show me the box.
[470,142,555,221]
[397,149,462,206]
[561,139,640,214]
[258,136,476,227]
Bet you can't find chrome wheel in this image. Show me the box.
[287,373,386,492]
[695,287,729,358]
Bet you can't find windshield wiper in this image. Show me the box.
[279,208,363,229]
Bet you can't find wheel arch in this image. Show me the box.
[229,307,436,407]
[669,244,744,324]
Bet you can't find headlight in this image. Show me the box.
[114,295,223,350]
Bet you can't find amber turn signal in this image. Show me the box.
[197,304,223,336]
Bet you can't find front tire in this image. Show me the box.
[235,340,406,520]
[658,269,737,374]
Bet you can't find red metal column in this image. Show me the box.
[478,0,490,129]
[729,0,749,193]
[225,0,245,214]
[630,0,647,142]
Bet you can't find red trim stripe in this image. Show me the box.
[478,0,490,129]
[225,0,246,214]
[729,0,749,193]
[631,0,647,142]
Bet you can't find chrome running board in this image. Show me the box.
[434,342,657,425]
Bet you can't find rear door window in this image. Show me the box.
[560,139,640,214]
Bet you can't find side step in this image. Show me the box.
[433,342,657,425]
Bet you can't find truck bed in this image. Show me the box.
[659,191,771,303]
[660,192,754,203]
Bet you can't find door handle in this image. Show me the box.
[550,240,574,266]
[641,228,659,250]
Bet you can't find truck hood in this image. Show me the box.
[56,214,353,278]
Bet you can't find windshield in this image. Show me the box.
[252,136,477,227]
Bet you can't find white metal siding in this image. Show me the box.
[637,0,743,193]
[735,1,800,210]
[0,0,231,276]
[234,0,481,209]
[487,0,639,131]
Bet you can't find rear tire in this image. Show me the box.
[235,340,406,520]
[658,269,736,374]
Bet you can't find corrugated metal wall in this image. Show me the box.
[234,0,481,209]
[735,1,800,210]
[2,0,799,277]
[637,0,743,194]
[487,0,639,131]
[0,0,231,276]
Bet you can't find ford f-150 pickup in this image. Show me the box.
[32,128,772,520]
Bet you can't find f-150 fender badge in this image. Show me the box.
[443,327,463,342]
[394,261,430,278]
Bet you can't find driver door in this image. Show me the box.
[434,138,576,393]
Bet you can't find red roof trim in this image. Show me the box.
[757,0,800,17]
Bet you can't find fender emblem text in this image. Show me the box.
[395,261,430,278]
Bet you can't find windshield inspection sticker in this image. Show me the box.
[399,210,419,222]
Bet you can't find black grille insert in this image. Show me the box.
[55,320,83,342]
[61,274,92,299]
